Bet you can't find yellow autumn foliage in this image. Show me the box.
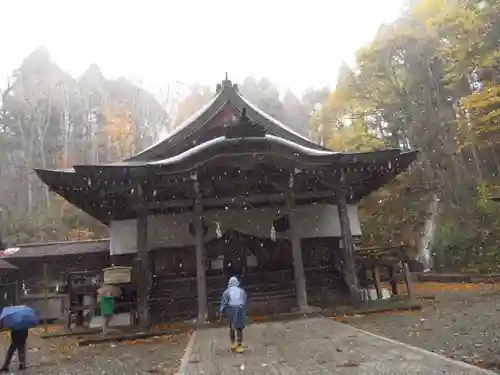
[327,122,385,152]
[103,106,136,159]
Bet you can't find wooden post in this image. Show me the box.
[358,267,368,288]
[136,183,150,326]
[193,174,208,324]
[76,295,84,327]
[66,276,72,330]
[371,265,383,300]
[14,279,19,305]
[43,263,48,334]
[337,189,361,303]
[403,262,415,299]
[286,174,309,312]
[89,293,97,322]
[389,265,398,296]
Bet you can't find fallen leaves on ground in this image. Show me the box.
[365,309,421,318]
[412,282,496,294]
[338,360,360,367]
[250,316,269,322]
[378,281,500,297]
[151,323,183,331]
[468,359,500,370]
[0,321,191,374]
[32,324,65,335]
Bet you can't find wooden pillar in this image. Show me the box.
[14,279,19,305]
[193,175,208,323]
[136,183,150,326]
[43,263,49,333]
[389,265,398,296]
[371,265,383,300]
[403,262,415,299]
[358,266,368,288]
[75,295,84,327]
[286,175,309,312]
[89,294,97,321]
[337,189,361,303]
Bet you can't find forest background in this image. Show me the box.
[1,0,499,271]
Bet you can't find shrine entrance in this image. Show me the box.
[223,250,246,279]
[216,230,255,280]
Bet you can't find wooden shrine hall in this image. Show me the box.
[35,77,418,325]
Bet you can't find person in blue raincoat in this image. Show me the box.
[0,307,32,372]
[220,276,247,353]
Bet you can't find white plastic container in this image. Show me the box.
[103,266,132,284]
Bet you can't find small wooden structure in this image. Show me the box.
[66,267,138,329]
[34,77,419,325]
[355,246,415,300]
[66,270,101,327]
[1,239,110,292]
[1,240,110,322]
[0,259,19,308]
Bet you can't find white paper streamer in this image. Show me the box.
[215,222,222,238]
[270,224,276,242]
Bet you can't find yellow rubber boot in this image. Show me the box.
[235,345,244,353]
[231,343,238,350]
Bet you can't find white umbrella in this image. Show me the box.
[97,285,122,298]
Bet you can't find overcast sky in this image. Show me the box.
[2,0,405,95]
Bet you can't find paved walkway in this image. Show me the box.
[181,317,496,374]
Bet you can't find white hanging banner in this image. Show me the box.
[109,204,362,255]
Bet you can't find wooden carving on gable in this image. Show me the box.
[225,108,267,139]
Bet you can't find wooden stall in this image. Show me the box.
[34,77,419,325]
[0,259,19,307]
[355,245,415,300]
[1,240,111,322]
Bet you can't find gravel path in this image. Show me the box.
[343,283,500,372]
[0,329,190,375]
[2,283,498,373]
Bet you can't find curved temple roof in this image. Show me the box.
[125,78,328,162]
[36,133,417,183]
[65,135,415,180]
[33,77,420,223]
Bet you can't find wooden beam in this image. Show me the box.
[389,265,398,296]
[372,265,383,300]
[135,184,150,326]
[358,267,369,288]
[403,262,415,299]
[193,174,208,324]
[93,165,393,196]
[286,175,309,312]
[144,190,338,211]
[337,188,361,303]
